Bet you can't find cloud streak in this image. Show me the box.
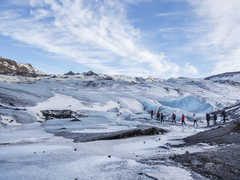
[0,0,198,77]
[187,0,240,74]
[156,12,183,17]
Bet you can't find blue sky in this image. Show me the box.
[0,0,239,78]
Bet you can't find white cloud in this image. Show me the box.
[0,0,197,77]
[187,0,240,75]
[184,63,199,75]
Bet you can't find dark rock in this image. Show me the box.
[83,71,98,76]
[138,172,158,180]
[158,146,169,150]
[213,80,240,86]
[9,102,15,106]
[53,126,167,143]
[233,121,240,132]
[172,105,240,180]
[180,120,240,146]
[0,57,43,77]
[71,118,81,122]
[41,110,73,119]
[172,144,240,180]
[135,77,145,83]
[41,110,87,120]
[64,71,75,76]
[164,87,169,92]
[103,75,113,80]
[205,71,240,81]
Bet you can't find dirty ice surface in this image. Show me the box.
[0,74,240,179]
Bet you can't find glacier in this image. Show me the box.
[0,72,240,180]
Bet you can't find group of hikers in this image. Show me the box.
[206,110,227,127]
[149,108,228,128]
[149,109,189,126]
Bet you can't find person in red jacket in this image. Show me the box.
[181,114,186,126]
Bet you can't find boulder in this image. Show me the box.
[53,126,168,143]
[84,71,98,76]
[64,71,75,75]
[41,110,88,120]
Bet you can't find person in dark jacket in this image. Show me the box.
[157,110,160,121]
[160,113,164,123]
[172,113,176,124]
[222,110,226,123]
[213,113,217,125]
[206,113,210,127]
[150,110,154,119]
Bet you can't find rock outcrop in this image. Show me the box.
[83,70,98,76]
[41,110,88,120]
[172,145,240,180]
[171,103,240,180]
[0,57,43,77]
[64,71,81,76]
[53,126,167,143]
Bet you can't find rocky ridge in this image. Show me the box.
[0,57,44,77]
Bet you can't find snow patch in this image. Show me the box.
[0,115,21,126]
[119,97,143,113]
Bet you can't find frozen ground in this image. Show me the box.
[0,73,240,179]
[0,122,211,180]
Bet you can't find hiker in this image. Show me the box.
[157,110,161,121]
[150,110,154,119]
[160,113,164,123]
[193,113,198,128]
[222,110,226,123]
[181,114,186,126]
[213,113,217,125]
[206,113,210,127]
[172,113,176,124]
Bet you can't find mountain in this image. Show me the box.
[205,71,240,83]
[0,57,44,77]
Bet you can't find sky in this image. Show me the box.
[0,0,239,78]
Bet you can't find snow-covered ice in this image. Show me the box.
[1,73,240,179]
